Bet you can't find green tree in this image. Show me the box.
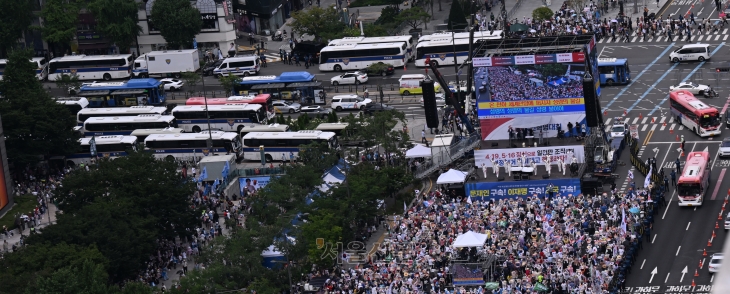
[219,74,242,96]
[299,212,343,265]
[41,0,80,56]
[150,0,203,49]
[180,71,201,96]
[447,0,468,30]
[0,49,80,167]
[0,0,33,57]
[35,259,111,294]
[398,7,431,31]
[290,5,348,42]
[54,73,82,95]
[532,7,553,22]
[87,0,142,53]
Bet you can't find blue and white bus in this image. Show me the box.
[171,104,266,133]
[319,42,407,72]
[48,54,134,81]
[67,135,138,167]
[144,131,242,161]
[76,106,167,126]
[241,130,338,162]
[328,36,415,61]
[597,58,631,86]
[82,114,177,137]
[0,57,49,81]
[77,78,166,106]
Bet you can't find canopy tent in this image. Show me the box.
[405,144,432,158]
[437,169,468,185]
[452,231,488,248]
[318,164,346,193]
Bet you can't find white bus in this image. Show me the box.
[82,114,177,137]
[130,127,185,142]
[171,104,266,133]
[415,34,504,67]
[48,54,134,81]
[319,42,407,72]
[328,36,415,61]
[416,30,504,43]
[144,131,242,161]
[55,97,89,116]
[76,106,167,126]
[67,135,138,167]
[0,57,50,81]
[241,130,338,162]
[240,124,290,137]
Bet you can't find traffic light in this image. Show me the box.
[421,80,439,129]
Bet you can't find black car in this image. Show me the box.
[362,62,395,76]
[300,105,333,119]
[202,60,222,76]
[363,103,395,115]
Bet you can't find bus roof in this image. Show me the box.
[320,42,406,52]
[78,106,166,115]
[81,78,161,90]
[55,97,89,107]
[670,90,717,114]
[185,94,272,105]
[79,135,137,145]
[237,72,315,85]
[416,37,491,48]
[597,58,627,66]
[51,54,132,61]
[84,114,175,124]
[679,151,710,181]
[315,122,349,130]
[243,130,336,140]
[145,131,238,142]
[240,124,290,132]
[172,104,262,112]
[418,30,503,42]
[329,36,413,46]
[130,127,184,137]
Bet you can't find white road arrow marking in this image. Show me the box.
[650,267,658,283]
[677,147,682,153]
[653,147,660,155]
[680,266,688,283]
[704,146,709,152]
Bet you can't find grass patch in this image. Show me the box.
[349,0,393,7]
[0,194,37,230]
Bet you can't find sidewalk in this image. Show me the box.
[1,203,59,252]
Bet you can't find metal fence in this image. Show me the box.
[413,132,482,179]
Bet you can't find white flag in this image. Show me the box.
[644,165,653,188]
[620,207,627,235]
[404,201,407,212]
[467,195,473,204]
[628,170,634,180]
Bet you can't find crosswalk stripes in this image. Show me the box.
[597,28,730,44]
[263,53,281,63]
[604,116,687,133]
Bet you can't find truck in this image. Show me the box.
[133,49,200,78]
[198,154,235,182]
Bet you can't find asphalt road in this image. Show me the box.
[597,34,730,292]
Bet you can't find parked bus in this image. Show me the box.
[677,151,711,207]
[144,131,242,161]
[416,30,504,43]
[55,97,89,116]
[48,54,134,81]
[597,58,631,86]
[130,127,184,142]
[186,94,275,119]
[669,90,722,137]
[328,36,415,61]
[241,130,338,162]
[82,114,177,137]
[171,104,266,133]
[240,124,290,137]
[0,57,50,81]
[77,78,166,107]
[319,42,407,72]
[232,72,316,94]
[315,122,368,146]
[414,34,503,67]
[67,135,138,167]
[76,106,167,126]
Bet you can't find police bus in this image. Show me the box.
[171,104,266,133]
[82,114,177,137]
[76,106,167,126]
[144,131,243,161]
[48,54,134,81]
[67,135,138,167]
[241,130,338,162]
[319,42,407,72]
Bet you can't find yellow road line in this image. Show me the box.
[658,0,674,17]
[643,130,654,146]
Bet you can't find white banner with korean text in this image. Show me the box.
[474,145,585,167]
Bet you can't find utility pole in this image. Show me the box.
[202,72,214,156]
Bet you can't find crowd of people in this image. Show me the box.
[486,66,583,101]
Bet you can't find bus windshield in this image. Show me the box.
[678,183,702,196]
[700,113,720,128]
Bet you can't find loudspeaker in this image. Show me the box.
[422,80,439,129]
[583,77,603,128]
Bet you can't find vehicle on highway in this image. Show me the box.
[171,104,265,133]
[2,57,50,81]
[597,58,631,85]
[76,106,167,126]
[241,130,338,162]
[48,54,134,81]
[363,103,395,115]
[68,135,137,167]
[331,95,371,111]
[669,90,721,137]
[239,124,290,137]
[319,42,407,72]
[709,253,723,273]
[329,36,415,61]
[202,60,223,76]
[609,118,629,139]
[419,93,446,107]
[330,71,368,85]
[145,131,242,161]
[272,100,301,113]
[77,78,166,106]
[414,32,503,67]
[720,138,730,158]
[362,62,395,76]
[669,43,710,62]
[82,114,177,137]
[417,30,504,43]
[160,78,184,91]
[677,151,711,207]
[132,49,199,78]
[300,105,333,119]
[669,82,712,96]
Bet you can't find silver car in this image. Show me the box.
[420,93,447,107]
[273,100,301,113]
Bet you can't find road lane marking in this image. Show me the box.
[652,234,657,243]
[629,62,680,113]
[676,246,681,256]
[642,117,648,124]
[605,117,613,125]
[642,124,648,131]
[660,117,667,124]
[643,130,654,146]
[711,168,726,200]
[686,222,691,230]
[641,259,646,269]
[632,117,640,124]
[651,124,657,131]
[721,96,730,114]
[603,44,676,110]
[716,35,721,41]
[663,190,677,219]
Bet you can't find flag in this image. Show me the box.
[404,201,407,212]
[533,282,548,292]
[222,161,230,179]
[628,170,634,180]
[198,166,208,183]
[620,207,627,235]
[467,195,473,204]
[644,165,653,188]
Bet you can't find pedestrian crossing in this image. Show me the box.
[262,53,282,63]
[604,116,691,133]
[597,29,730,43]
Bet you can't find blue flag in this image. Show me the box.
[222,161,230,179]
[198,166,208,183]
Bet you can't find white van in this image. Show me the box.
[669,44,711,62]
[331,94,372,111]
[213,55,260,77]
[398,74,441,95]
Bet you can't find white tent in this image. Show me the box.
[405,144,432,158]
[436,169,468,184]
[452,231,488,248]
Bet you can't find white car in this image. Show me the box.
[609,119,629,139]
[709,253,723,273]
[725,212,730,230]
[669,82,712,95]
[720,138,730,158]
[420,93,447,107]
[331,95,372,111]
[68,81,99,95]
[272,100,301,113]
[330,72,368,86]
[160,78,184,91]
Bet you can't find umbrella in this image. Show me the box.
[629,207,641,214]
[484,282,500,290]
[510,23,530,32]
[533,282,549,292]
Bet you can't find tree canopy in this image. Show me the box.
[447,0,468,30]
[151,0,203,49]
[532,7,553,22]
[0,0,34,57]
[41,0,80,55]
[87,0,142,53]
[398,7,432,31]
[0,49,80,167]
[290,5,348,42]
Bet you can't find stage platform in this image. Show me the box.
[479,133,585,150]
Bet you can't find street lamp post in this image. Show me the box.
[201,72,214,156]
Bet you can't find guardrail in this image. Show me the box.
[413,132,482,179]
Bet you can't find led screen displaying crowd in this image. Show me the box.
[474,64,585,101]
